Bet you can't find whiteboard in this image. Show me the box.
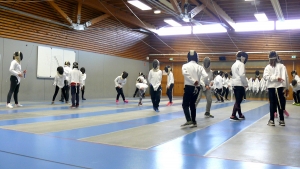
[37,46,76,78]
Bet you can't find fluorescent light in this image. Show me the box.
[235,21,274,32]
[155,26,191,36]
[276,19,300,30]
[154,10,161,14]
[127,0,152,10]
[193,24,227,34]
[164,18,182,27]
[254,12,269,22]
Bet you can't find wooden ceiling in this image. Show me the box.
[0,0,299,62]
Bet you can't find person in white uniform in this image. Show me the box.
[291,70,300,105]
[181,50,208,128]
[148,59,163,112]
[60,61,72,102]
[214,70,224,103]
[52,66,67,104]
[165,65,174,106]
[115,71,129,104]
[80,67,86,100]
[6,51,27,108]
[136,76,148,106]
[69,62,83,108]
[263,51,289,126]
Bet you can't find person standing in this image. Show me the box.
[230,51,248,121]
[115,71,129,103]
[165,65,174,106]
[51,66,67,104]
[148,59,163,112]
[222,73,230,100]
[80,67,86,100]
[60,61,72,102]
[69,62,83,108]
[6,51,27,108]
[181,50,207,127]
[214,70,224,103]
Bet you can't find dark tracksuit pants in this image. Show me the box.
[216,88,223,102]
[293,90,300,103]
[60,80,69,101]
[182,85,201,123]
[268,87,285,121]
[222,87,229,100]
[232,86,245,117]
[71,85,80,106]
[116,87,125,101]
[52,86,67,102]
[166,83,174,102]
[7,76,20,104]
[150,85,161,109]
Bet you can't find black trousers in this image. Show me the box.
[150,85,161,109]
[182,85,200,123]
[71,85,80,106]
[222,87,229,100]
[116,87,125,101]
[293,90,300,103]
[133,87,139,97]
[166,83,174,102]
[81,85,85,99]
[7,76,20,104]
[215,88,223,102]
[232,86,245,117]
[52,86,67,101]
[268,87,285,121]
[61,80,70,101]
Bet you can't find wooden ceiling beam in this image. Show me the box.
[189,0,219,23]
[47,1,73,25]
[77,0,82,24]
[85,14,110,27]
[82,0,156,31]
[190,4,205,18]
[169,0,183,14]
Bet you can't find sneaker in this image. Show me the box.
[267,120,275,126]
[70,105,76,109]
[297,103,300,106]
[116,100,119,104]
[274,112,278,118]
[230,116,240,121]
[283,110,289,117]
[181,121,193,127]
[292,102,296,105]
[124,100,128,103]
[15,104,23,107]
[153,107,156,111]
[76,104,79,108]
[6,103,13,109]
[65,101,69,104]
[279,120,285,126]
[215,101,220,103]
[190,122,197,128]
[138,102,142,106]
[166,102,171,106]
[239,115,245,120]
[82,98,86,100]
[243,99,246,102]
[59,99,64,102]
[204,112,214,118]
[51,101,54,105]
[155,108,160,112]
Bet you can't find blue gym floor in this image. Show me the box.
[0,97,299,169]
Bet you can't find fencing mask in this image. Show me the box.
[291,70,297,77]
[13,51,23,63]
[187,50,198,63]
[292,79,297,87]
[225,73,228,78]
[164,65,172,74]
[80,67,85,74]
[65,61,70,66]
[122,71,128,79]
[203,57,210,70]
[73,62,78,69]
[57,66,64,75]
[139,72,143,76]
[153,59,160,69]
[269,51,278,67]
[255,70,260,77]
[236,51,248,64]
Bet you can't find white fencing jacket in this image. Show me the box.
[263,63,289,89]
[182,61,207,86]
[214,75,223,89]
[148,69,162,91]
[115,76,127,88]
[231,60,248,87]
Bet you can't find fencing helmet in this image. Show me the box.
[164,65,172,74]
[269,51,278,67]
[65,61,71,66]
[255,70,260,77]
[57,66,64,75]
[292,79,297,87]
[229,71,232,76]
[216,70,221,75]
[236,51,248,64]
[137,77,143,83]
[203,57,211,69]
[122,71,128,79]
[187,50,198,63]
[139,72,143,76]
[73,62,78,69]
[80,67,85,74]
[153,59,160,69]
[13,51,23,63]
[291,70,297,77]
[225,73,228,78]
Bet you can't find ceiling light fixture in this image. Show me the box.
[254,12,269,22]
[164,18,182,27]
[154,10,161,14]
[127,0,152,10]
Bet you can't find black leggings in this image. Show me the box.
[182,85,200,123]
[81,85,85,99]
[7,76,20,104]
[222,87,229,100]
[150,85,161,109]
[293,90,300,103]
[166,83,174,102]
[52,86,67,101]
[232,86,245,117]
[116,87,125,101]
[268,87,285,121]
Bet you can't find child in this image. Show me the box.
[52,66,67,104]
[6,51,26,108]
[80,67,86,100]
[69,62,83,108]
[115,71,129,103]
[291,79,300,105]
[133,72,143,98]
[136,76,148,106]
[165,65,174,106]
[148,59,162,112]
